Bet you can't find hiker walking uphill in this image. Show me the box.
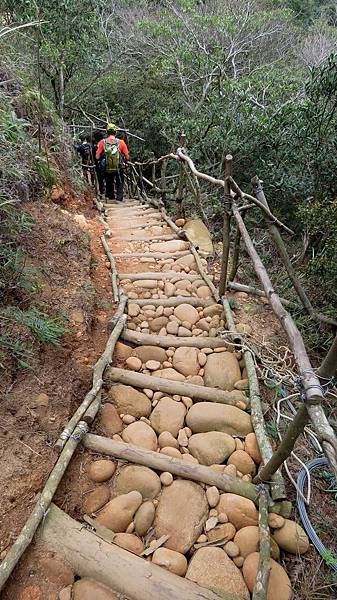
[96,123,129,202]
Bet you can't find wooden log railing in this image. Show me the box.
[128,142,337,481]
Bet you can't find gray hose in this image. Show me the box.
[297,457,337,572]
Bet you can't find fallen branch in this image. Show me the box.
[0,422,89,592]
[105,367,247,407]
[40,504,231,600]
[188,240,219,302]
[227,281,298,310]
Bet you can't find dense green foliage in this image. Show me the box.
[0,24,83,366]
[92,0,337,320]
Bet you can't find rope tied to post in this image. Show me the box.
[295,368,326,401]
[58,421,88,442]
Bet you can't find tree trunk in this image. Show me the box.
[59,63,65,119]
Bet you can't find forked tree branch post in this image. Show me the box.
[219,154,233,296]
[318,333,337,379]
[253,404,310,486]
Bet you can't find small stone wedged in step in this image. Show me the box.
[73,578,120,600]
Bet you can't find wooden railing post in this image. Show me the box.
[253,404,310,485]
[150,152,156,185]
[219,154,233,296]
[176,132,186,217]
[160,158,168,205]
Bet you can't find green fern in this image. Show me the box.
[0,335,34,370]
[0,306,68,345]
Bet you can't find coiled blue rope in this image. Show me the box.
[297,457,337,572]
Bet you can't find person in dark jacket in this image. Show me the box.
[92,131,105,196]
[76,136,94,185]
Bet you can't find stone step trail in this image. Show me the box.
[78,200,303,600]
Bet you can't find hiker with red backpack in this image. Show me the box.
[95,123,129,202]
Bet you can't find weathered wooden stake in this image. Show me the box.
[230,224,242,281]
[252,486,271,600]
[176,132,187,217]
[219,154,233,296]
